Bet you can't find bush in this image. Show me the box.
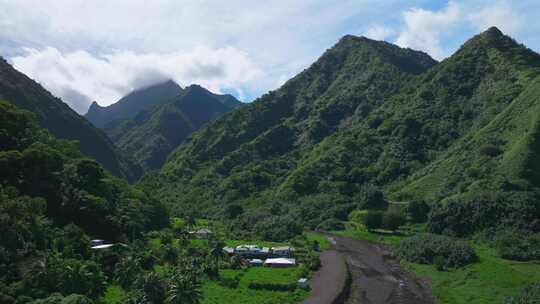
[364,211,383,230]
[316,219,345,231]
[428,191,540,237]
[495,230,540,261]
[382,211,406,231]
[433,256,446,271]
[505,282,540,304]
[397,234,477,268]
[355,184,387,210]
[218,276,240,289]
[247,282,296,292]
[479,143,501,157]
[407,200,430,223]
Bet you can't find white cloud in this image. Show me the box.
[11,46,263,113]
[364,25,395,41]
[395,2,461,60]
[468,1,523,35]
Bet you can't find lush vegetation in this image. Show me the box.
[505,282,540,304]
[0,57,139,180]
[103,84,240,172]
[142,27,540,246]
[0,101,170,303]
[397,234,477,269]
[404,245,540,304]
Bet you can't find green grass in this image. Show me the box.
[403,244,540,304]
[333,220,420,246]
[201,268,308,304]
[305,232,331,251]
[99,286,126,304]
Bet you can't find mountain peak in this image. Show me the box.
[85,79,183,128]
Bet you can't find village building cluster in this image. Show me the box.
[223,244,297,268]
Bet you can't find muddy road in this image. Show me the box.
[304,234,436,304]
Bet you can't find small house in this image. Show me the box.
[249,259,264,266]
[264,258,296,268]
[272,246,294,257]
[189,228,212,239]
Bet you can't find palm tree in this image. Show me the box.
[166,270,201,304]
[208,238,225,276]
[142,272,166,304]
[184,215,196,229]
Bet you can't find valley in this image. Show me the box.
[0,16,539,304]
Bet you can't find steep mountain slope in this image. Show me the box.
[0,57,139,180]
[148,34,437,215]
[147,28,540,233]
[107,85,241,171]
[85,79,183,128]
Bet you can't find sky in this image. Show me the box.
[1,0,539,114]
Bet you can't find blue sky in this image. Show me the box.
[1,0,539,113]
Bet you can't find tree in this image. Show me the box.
[382,211,406,232]
[208,238,225,277]
[364,211,383,230]
[141,272,166,304]
[355,184,387,210]
[184,215,196,229]
[166,269,201,304]
[407,200,430,223]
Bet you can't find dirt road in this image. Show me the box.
[304,234,436,304]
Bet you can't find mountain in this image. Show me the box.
[0,57,139,180]
[146,27,540,235]
[85,79,183,128]
[105,84,241,172]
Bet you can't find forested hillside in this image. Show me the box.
[147,27,540,237]
[105,84,241,172]
[85,80,183,128]
[0,100,169,302]
[0,58,140,180]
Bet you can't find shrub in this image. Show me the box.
[364,211,383,230]
[495,230,540,261]
[433,256,446,271]
[397,234,477,268]
[428,191,540,237]
[407,200,430,223]
[479,143,501,157]
[247,282,296,292]
[382,211,406,231]
[355,184,388,210]
[218,276,240,289]
[505,282,540,304]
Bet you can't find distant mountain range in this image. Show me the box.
[0,57,140,180]
[85,81,241,172]
[85,80,183,128]
[144,27,540,233]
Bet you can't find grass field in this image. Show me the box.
[404,245,540,304]
[338,218,540,303]
[201,267,308,304]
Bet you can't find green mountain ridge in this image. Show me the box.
[85,79,183,128]
[106,84,241,172]
[145,27,540,234]
[0,57,140,180]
